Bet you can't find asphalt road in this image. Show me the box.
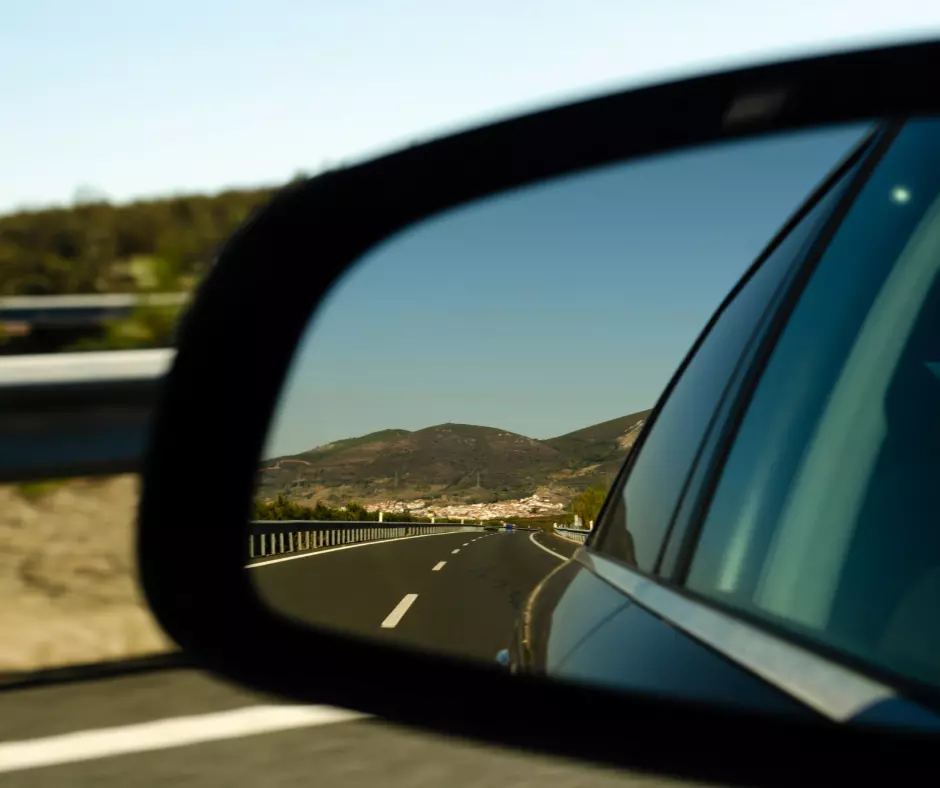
[0,530,703,784]
[250,529,580,663]
[0,666,699,787]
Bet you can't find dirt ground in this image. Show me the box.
[0,475,176,675]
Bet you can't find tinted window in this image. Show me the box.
[594,162,862,572]
[687,118,940,691]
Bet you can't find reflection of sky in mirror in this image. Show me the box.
[265,124,870,458]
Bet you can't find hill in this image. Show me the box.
[545,409,650,465]
[258,411,651,507]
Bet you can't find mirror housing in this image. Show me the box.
[138,39,940,786]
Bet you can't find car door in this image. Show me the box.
[674,115,940,727]
[512,121,898,719]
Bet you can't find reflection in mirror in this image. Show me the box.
[246,122,875,699]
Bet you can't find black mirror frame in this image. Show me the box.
[139,38,940,786]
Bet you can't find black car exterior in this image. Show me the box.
[509,116,940,731]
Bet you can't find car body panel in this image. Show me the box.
[511,556,819,719]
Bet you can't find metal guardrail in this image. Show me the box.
[0,349,174,481]
[248,520,483,561]
[0,348,174,386]
[554,526,591,544]
[0,293,189,327]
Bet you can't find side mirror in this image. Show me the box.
[138,39,940,787]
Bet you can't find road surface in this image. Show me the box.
[0,665,697,786]
[0,530,701,785]
[250,529,580,663]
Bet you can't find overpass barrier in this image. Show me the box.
[248,520,482,561]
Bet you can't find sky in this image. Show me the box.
[265,123,870,456]
[4,2,940,456]
[3,1,939,212]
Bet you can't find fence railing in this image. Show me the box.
[553,525,591,544]
[248,520,482,561]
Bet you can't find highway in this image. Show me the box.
[250,529,580,663]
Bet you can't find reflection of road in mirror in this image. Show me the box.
[249,526,580,662]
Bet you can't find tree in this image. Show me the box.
[344,501,369,521]
[570,485,608,528]
[73,185,109,205]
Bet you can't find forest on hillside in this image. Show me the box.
[0,184,285,352]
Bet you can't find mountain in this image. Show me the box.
[545,409,650,469]
[258,411,652,506]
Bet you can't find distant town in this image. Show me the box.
[362,493,565,523]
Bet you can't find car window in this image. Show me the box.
[592,151,868,572]
[686,117,940,693]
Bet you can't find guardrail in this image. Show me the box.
[0,349,174,482]
[0,293,189,327]
[553,526,591,544]
[248,520,483,561]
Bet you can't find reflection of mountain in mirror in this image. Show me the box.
[247,123,872,673]
[257,410,650,523]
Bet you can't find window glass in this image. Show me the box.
[687,118,940,691]
[594,158,863,571]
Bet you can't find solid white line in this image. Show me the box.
[381,594,418,628]
[528,532,568,561]
[451,549,460,554]
[246,530,471,569]
[432,561,446,571]
[0,705,365,774]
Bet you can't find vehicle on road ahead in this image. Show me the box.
[507,117,940,727]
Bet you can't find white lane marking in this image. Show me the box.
[528,531,568,561]
[451,549,460,554]
[246,530,471,569]
[432,561,446,571]
[0,705,365,774]
[381,594,418,628]
[462,542,469,546]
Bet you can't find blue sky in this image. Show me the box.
[265,123,870,456]
[4,2,939,457]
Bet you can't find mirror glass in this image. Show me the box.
[247,121,886,705]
